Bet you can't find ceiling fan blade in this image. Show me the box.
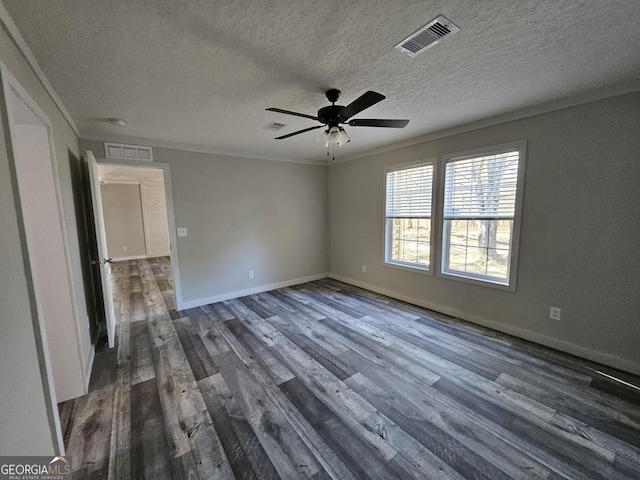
[275,125,323,139]
[338,91,385,120]
[266,107,318,121]
[348,118,409,128]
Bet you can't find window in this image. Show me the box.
[441,143,525,288]
[385,162,434,270]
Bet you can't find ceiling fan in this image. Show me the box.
[266,89,409,147]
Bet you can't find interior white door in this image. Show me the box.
[87,151,116,348]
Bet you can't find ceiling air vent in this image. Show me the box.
[395,15,459,58]
[263,121,286,131]
[104,142,153,161]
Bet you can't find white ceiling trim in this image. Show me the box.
[81,131,328,167]
[333,81,640,165]
[0,1,79,136]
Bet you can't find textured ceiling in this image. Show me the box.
[4,0,640,163]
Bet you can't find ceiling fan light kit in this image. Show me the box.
[317,126,350,147]
[266,89,408,150]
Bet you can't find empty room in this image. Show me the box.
[1,1,640,479]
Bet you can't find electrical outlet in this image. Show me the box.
[549,306,561,321]
[123,246,127,252]
[362,265,367,273]
[177,227,188,237]
[248,270,254,279]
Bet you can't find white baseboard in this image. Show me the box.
[328,273,640,376]
[177,273,329,311]
[111,254,148,262]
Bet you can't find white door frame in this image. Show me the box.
[90,156,183,312]
[0,62,76,453]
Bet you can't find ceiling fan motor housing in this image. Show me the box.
[317,105,344,127]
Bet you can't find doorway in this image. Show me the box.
[89,157,181,334]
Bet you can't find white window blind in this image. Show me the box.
[386,164,433,217]
[444,151,519,219]
[441,145,524,288]
[385,163,434,270]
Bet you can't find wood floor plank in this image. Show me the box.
[198,374,275,480]
[330,283,421,323]
[338,349,580,479]
[239,327,296,386]
[319,315,442,386]
[358,313,500,380]
[269,288,327,321]
[258,295,350,356]
[149,336,225,479]
[497,372,640,462]
[433,376,636,480]
[207,309,360,480]
[349,372,550,480]
[150,342,193,460]
[173,315,219,381]
[323,310,561,427]
[411,310,593,386]
[280,376,405,480]
[496,366,640,444]
[190,307,233,357]
[202,301,236,321]
[295,285,368,319]
[214,350,325,479]
[65,382,115,478]
[261,312,357,381]
[130,319,155,385]
[181,409,235,480]
[108,316,131,480]
[130,379,173,479]
[230,311,411,470]
[238,295,274,319]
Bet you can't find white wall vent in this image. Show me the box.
[395,15,459,58]
[104,142,153,161]
[263,121,286,131]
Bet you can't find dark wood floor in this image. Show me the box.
[58,257,640,479]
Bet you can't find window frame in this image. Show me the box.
[383,158,437,274]
[436,140,527,291]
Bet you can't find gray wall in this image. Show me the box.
[328,92,640,374]
[81,139,329,306]
[101,183,147,258]
[0,25,85,452]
